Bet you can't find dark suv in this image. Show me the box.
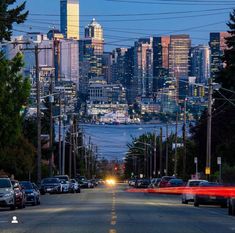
[40,178,62,195]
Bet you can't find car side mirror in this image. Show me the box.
[13,183,19,189]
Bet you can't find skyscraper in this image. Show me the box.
[190,45,210,84]
[134,38,153,98]
[152,36,170,91]
[79,19,104,94]
[111,48,128,84]
[168,35,191,100]
[60,0,79,40]
[209,32,230,79]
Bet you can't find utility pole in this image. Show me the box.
[69,124,72,178]
[165,124,169,176]
[49,75,54,177]
[35,45,41,184]
[75,119,79,177]
[144,143,147,178]
[73,117,77,178]
[206,78,213,180]
[58,92,62,175]
[183,98,187,179]
[159,127,163,176]
[153,131,157,178]
[21,44,52,183]
[174,111,178,176]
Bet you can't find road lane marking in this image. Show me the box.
[109,229,117,233]
[111,220,116,225]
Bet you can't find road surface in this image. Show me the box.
[1,184,235,233]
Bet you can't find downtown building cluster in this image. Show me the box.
[0,0,230,123]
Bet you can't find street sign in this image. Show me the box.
[205,167,211,175]
[194,157,198,164]
[217,157,221,165]
[140,174,143,178]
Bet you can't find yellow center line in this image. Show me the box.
[109,229,117,233]
[111,220,116,225]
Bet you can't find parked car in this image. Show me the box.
[149,178,162,188]
[69,179,81,193]
[40,178,63,194]
[129,179,137,187]
[158,176,176,188]
[20,181,40,206]
[165,178,184,187]
[60,179,70,193]
[182,179,207,204]
[135,179,151,188]
[87,180,95,188]
[0,178,15,210]
[11,180,26,209]
[78,180,89,188]
[194,182,227,208]
[54,175,69,182]
[228,197,235,216]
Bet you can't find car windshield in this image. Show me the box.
[42,178,59,184]
[1,1,235,233]
[0,179,11,188]
[20,182,33,189]
[189,181,204,187]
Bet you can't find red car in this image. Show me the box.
[11,180,26,209]
[158,176,176,188]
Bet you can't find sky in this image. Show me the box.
[14,0,235,51]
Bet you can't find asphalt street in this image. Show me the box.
[1,184,235,233]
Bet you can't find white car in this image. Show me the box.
[60,180,70,193]
[0,178,15,210]
[182,179,207,204]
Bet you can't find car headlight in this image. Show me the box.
[4,193,13,197]
[27,193,34,196]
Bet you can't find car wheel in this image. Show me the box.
[221,203,227,208]
[194,199,199,207]
[229,199,235,216]
[228,201,233,215]
[10,204,16,210]
[32,198,36,206]
[181,196,188,204]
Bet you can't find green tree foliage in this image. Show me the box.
[0,136,35,179]
[0,1,28,42]
[0,53,31,148]
[190,10,235,176]
[0,1,34,178]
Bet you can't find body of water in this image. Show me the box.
[80,123,184,160]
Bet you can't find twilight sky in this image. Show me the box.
[14,0,234,51]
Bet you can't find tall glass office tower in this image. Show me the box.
[60,0,79,40]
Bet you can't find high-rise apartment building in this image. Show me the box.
[60,0,79,40]
[152,36,170,91]
[209,32,230,79]
[124,47,135,104]
[111,48,128,85]
[169,34,191,100]
[190,45,210,84]
[79,19,104,94]
[134,38,153,98]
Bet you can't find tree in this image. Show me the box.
[190,9,235,176]
[0,1,33,177]
[0,1,28,41]
[0,54,31,148]
[0,1,29,148]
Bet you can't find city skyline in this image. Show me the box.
[14,0,232,51]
